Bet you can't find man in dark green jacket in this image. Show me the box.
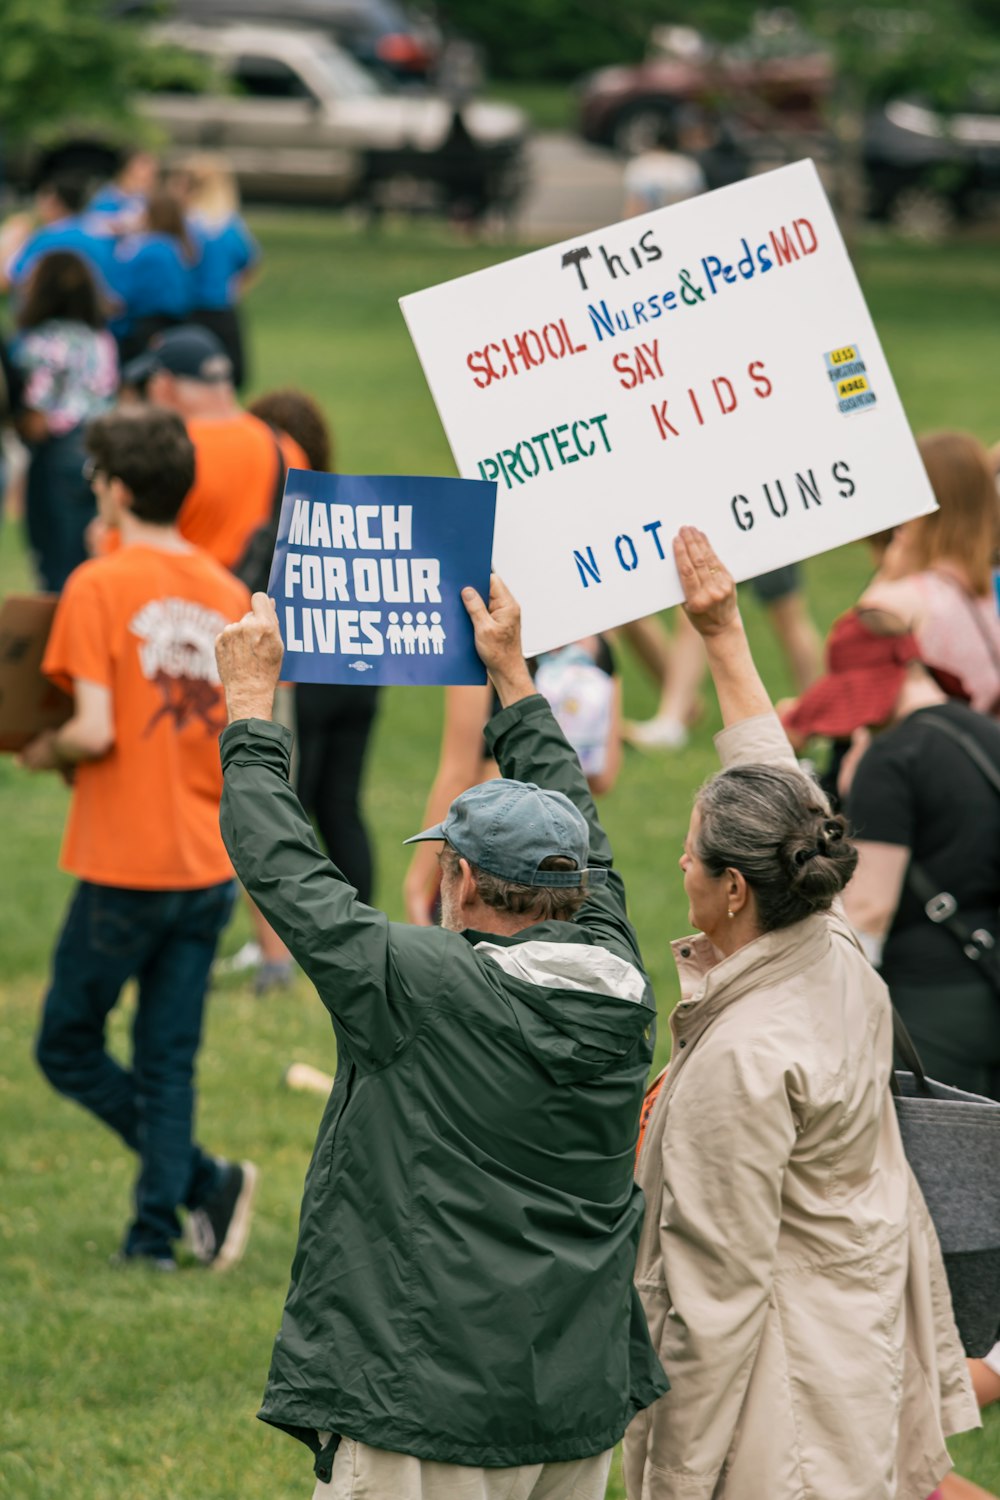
[214,576,668,1498]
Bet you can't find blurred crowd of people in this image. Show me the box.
[3,145,1000,1500]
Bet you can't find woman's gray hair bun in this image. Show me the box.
[696,768,858,933]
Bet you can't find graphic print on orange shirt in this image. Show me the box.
[130,598,229,737]
[42,546,249,889]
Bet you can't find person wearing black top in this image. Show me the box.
[846,699,1000,1099]
[784,608,1000,1101]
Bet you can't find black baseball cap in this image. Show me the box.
[122,325,233,388]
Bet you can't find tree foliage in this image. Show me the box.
[0,0,204,147]
[440,0,666,81]
[443,0,1000,99]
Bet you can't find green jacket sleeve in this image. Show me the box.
[484,693,644,971]
[219,717,418,1068]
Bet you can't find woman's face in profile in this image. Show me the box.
[679,805,726,936]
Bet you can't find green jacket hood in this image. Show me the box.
[472,934,654,1084]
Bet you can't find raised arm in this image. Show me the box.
[214,595,415,1067]
[674,528,806,778]
[403,684,495,926]
[673,527,772,728]
[461,575,610,866]
[462,577,641,960]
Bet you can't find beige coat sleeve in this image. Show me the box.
[649,1037,798,1494]
[714,709,807,777]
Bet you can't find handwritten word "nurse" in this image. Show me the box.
[478,413,612,491]
[466,318,588,390]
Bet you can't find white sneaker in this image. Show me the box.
[623,715,689,750]
[214,941,262,977]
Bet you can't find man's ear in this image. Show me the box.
[457,856,479,910]
[108,476,134,515]
[147,370,173,407]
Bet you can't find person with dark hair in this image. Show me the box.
[18,405,256,1274]
[785,607,1000,1101]
[2,176,119,302]
[624,528,976,1500]
[113,190,198,363]
[211,574,668,1496]
[10,250,118,589]
[248,388,331,473]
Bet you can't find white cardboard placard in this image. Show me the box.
[400,160,935,656]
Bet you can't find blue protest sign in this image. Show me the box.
[267,471,497,686]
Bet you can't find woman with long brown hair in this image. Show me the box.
[10,250,118,588]
[113,189,198,362]
[861,430,1000,718]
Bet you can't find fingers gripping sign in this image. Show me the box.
[673,527,739,638]
[215,592,286,725]
[461,573,522,671]
[461,573,535,708]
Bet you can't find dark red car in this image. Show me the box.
[578,26,834,156]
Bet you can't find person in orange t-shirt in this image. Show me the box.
[20,405,257,1273]
[122,324,307,570]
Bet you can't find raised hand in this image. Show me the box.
[673,527,739,637]
[461,574,534,707]
[215,592,285,724]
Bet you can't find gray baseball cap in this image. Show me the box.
[403,778,607,889]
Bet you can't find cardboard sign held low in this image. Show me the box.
[267,471,497,686]
[0,595,72,752]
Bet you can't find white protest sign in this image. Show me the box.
[400,159,936,656]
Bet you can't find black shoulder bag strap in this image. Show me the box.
[233,432,288,594]
[890,1005,931,1096]
[906,715,1000,991]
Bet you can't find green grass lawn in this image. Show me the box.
[2,219,1000,1497]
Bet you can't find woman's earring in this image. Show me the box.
[728,909,735,920]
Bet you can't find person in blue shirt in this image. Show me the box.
[113,191,198,363]
[2,177,121,312]
[174,154,260,389]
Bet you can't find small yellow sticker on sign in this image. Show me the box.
[829,346,858,365]
[837,374,869,399]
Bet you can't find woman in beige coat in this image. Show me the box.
[624,529,978,1500]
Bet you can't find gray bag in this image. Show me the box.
[893,1014,1000,1356]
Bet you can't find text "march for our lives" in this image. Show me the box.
[267,470,497,687]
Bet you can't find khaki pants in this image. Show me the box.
[312,1435,613,1500]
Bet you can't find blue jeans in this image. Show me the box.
[36,879,236,1258]
[25,428,96,593]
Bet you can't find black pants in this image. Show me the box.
[891,974,1000,1101]
[295,683,380,904]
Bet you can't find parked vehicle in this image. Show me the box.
[8,23,528,219]
[865,98,1000,236]
[158,0,442,85]
[578,23,833,157]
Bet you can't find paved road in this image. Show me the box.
[517,130,626,243]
